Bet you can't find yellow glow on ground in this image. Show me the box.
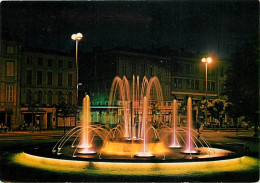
[12,152,259,177]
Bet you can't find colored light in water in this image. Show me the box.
[169,99,182,149]
[181,97,198,154]
[77,95,96,154]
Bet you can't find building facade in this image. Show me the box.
[19,48,77,129]
[0,40,21,129]
[85,49,228,126]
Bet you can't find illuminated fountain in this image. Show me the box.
[17,75,247,179]
[48,75,236,161]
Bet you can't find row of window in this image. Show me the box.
[25,90,73,105]
[173,78,216,91]
[26,70,73,87]
[4,86,74,104]
[26,56,74,69]
[126,62,216,78]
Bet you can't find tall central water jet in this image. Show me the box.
[77,95,96,154]
[134,96,155,158]
[181,97,199,154]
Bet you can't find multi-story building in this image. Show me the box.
[19,48,77,129]
[84,49,228,125]
[0,40,21,129]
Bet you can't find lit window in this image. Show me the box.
[6,85,14,102]
[5,61,14,76]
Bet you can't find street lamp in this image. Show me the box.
[71,33,83,125]
[201,57,212,126]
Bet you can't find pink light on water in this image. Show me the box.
[181,97,198,154]
[78,95,96,154]
[142,96,147,154]
[169,99,182,149]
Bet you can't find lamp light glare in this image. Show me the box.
[71,34,77,40]
[71,33,83,41]
[201,58,206,62]
[207,57,212,63]
[76,33,83,40]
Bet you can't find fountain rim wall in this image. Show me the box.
[23,142,244,163]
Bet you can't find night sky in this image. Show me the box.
[1,1,258,57]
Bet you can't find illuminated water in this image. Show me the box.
[51,75,234,161]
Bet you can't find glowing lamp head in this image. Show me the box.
[207,57,212,63]
[71,34,77,40]
[201,57,212,63]
[71,33,83,41]
[76,33,83,40]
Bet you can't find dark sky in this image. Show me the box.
[1,1,258,57]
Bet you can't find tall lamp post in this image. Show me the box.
[201,57,212,126]
[71,33,83,125]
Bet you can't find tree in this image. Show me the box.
[56,96,77,134]
[207,98,226,127]
[223,38,259,136]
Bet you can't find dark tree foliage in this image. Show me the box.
[55,96,77,134]
[223,38,259,135]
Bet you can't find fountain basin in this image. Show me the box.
[23,142,242,163]
[12,145,254,180]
